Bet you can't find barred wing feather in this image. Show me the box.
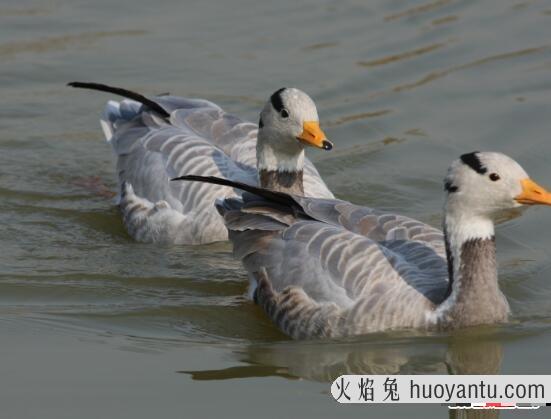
[215,191,449,338]
[104,96,333,244]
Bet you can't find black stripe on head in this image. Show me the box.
[270,87,287,112]
[460,151,487,174]
[444,180,458,193]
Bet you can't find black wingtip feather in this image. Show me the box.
[171,175,297,208]
[67,81,170,118]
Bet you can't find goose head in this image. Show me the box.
[257,87,332,172]
[444,151,551,221]
[436,152,551,326]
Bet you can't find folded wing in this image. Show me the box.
[102,95,332,244]
[204,179,449,337]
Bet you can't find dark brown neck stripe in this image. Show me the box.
[259,169,304,195]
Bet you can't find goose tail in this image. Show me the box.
[68,81,171,142]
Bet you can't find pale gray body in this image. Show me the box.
[102,97,334,244]
[190,151,543,338]
[218,192,451,338]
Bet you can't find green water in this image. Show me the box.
[2,0,551,417]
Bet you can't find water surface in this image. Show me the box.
[2,0,551,417]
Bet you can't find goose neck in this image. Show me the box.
[433,212,509,327]
[256,136,304,194]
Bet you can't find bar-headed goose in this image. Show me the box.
[68,83,333,244]
[173,152,551,338]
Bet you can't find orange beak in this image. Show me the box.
[514,178,551,206]
[296,121,333,150]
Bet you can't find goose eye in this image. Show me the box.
[280,108,289,119]
[489,173,500,182]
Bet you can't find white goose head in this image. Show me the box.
[444,151,551,221]
[257,87,332,173]
[433,152,551,327]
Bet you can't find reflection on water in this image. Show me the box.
[0,30,147,58]
[184,334,512,418]
[384,0,453,22]
[393,44,551,93]
[185,331,507,382]
[357,42,448,68]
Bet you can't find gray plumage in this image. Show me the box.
[178,151,551,338]
[70,84,333,244]
[220,193,448,338]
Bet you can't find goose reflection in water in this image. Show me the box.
[183,332,505,418]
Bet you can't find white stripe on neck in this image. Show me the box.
[257,143,305,173]
[445,213,495,245]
